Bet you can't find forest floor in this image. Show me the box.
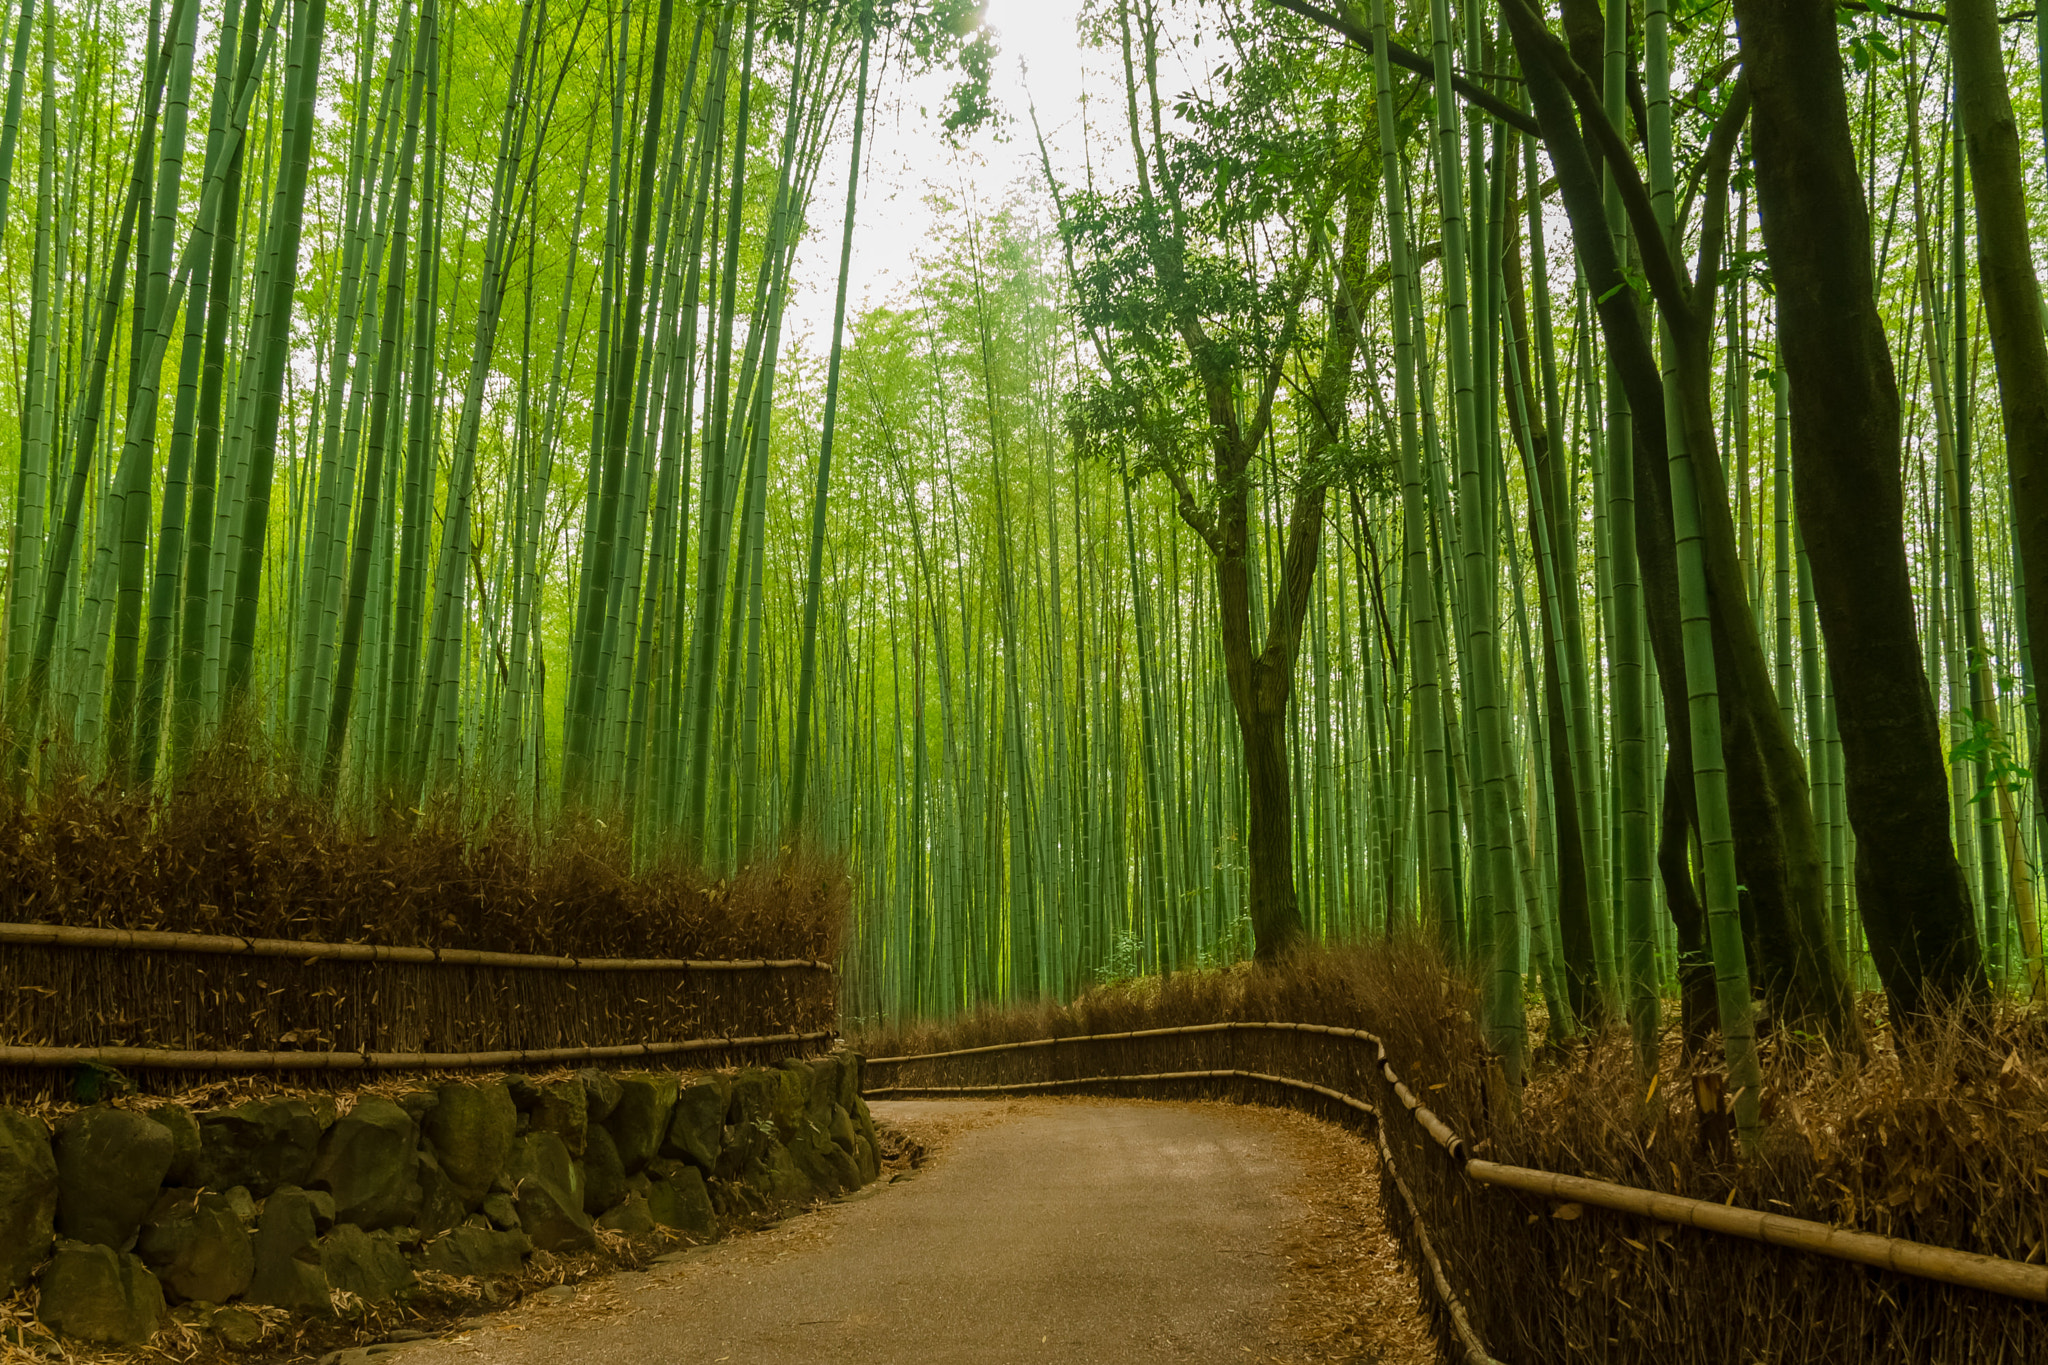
[373,1098,1433,1364]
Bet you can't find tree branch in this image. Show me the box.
[1499,0,1693,332]
[1261,0,1542,136]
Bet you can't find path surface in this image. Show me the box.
[398,1099,1431,1364]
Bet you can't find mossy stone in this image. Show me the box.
[319,1225,415,1304]
[244,1187,333,1312]
[422,1082,516,1202]
[662,1076,729,1171]
[309,1096,420,1230]
[602,1075,678,1174]
[0,1107,56,1293]
[505,1133,593,1253]
[137,1190,254,1304]
[36,1241,164,1346]
[193,1100,323,1198]
[55,1106,174,1250]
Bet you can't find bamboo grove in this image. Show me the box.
[822,0,2048,1114]
[10,0,2048,1114]
[0,0,1008,859]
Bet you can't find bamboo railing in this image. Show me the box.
[0,921,834,971]
[0,1029,839,1071]
[863,1018,2048,1360]
[0,922,838,1091]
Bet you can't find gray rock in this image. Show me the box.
[853,1131,879,1184]
[246,1187,333,1312]
[320,1225,415,1304]
[505,1133,593,1252]
[577,1069,621,1122]
[56,1106,176,1249]
[194,1099,324,1197]
[36,1240,164,1346]
[224,1185,259,1226]
[833,1051,863,1110]
[146,1105,201,1185]
[412,1223,531,1279]
[413,1150,469,1235]
[829,1104,859,1155]
[645,1167,716,1238]
[137,1189,254,1304]
[789,1057,839,1134]
[768,1063,811,1139]
[534,1284,576,1305]
[0,1107,56,1293]
[580,1124,626,1215]
[422,1082,516,1201]
[529,1079,587,1157]
[594,1195,655,1238]
[662,1076,728,1171]
[789,1123,859,1196]
[310,1097,420,1230]
[602,1075,678,1174]
[209,1305,265,1349]
[762,1144,814,1207]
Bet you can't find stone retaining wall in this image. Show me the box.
[0,1052,878,1349]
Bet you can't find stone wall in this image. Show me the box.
[0,1052,878,1349]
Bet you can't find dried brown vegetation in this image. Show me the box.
[0,739,847,963]
[857,943,2048,1363]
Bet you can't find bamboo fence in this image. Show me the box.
[0,921,837,1099]
[864,1023,2047,1364]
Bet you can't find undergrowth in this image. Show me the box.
[856,941,2048,1264]
[0,736,847,962]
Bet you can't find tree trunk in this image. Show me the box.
[1730,0,1984,1019]
[1660,746,1718,1053]
[1506,3,1852,1036]
[1239,660,1301,961]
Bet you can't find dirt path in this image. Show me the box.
[392,1099,1432,1365]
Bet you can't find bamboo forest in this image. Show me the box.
[13,0,2048,1112]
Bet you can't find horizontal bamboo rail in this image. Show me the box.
[0,921,834,972]
[1463,1160,2048,1304]
[867,1021,2048,1306]
[867,1068,1377,1115]
[869,1021,1468,1158]
[0,1029,837,1071]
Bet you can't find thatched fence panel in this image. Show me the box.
[0,923,836,1101]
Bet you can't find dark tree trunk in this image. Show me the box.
[1731,0,1984,1019]
[1659,747,1718,1055]
[1239,656,1302,962]
[1505,5,1852,1037]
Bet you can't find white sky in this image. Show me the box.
[785,0,1116,351]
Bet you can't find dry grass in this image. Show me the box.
[857,941,2048,1364]
[0,737,846,963]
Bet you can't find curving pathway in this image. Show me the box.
[392,1099,1427,1364]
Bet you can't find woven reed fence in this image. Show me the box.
[0,922,836,1101]
[865,1025,2047,1365]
